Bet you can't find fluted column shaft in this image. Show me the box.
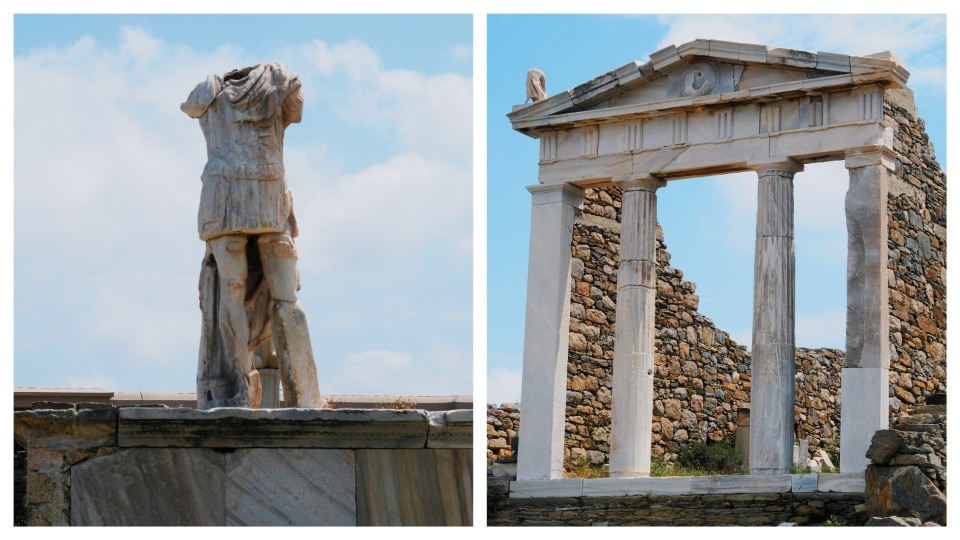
[610,176,665,478]
[750,165,800,474]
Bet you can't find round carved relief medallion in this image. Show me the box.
[681,61,718,97]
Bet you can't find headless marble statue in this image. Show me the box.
[526,68,547,103]
[182,62,321,409]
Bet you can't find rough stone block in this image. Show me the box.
[866,429,905,464]
[865,465,946,525]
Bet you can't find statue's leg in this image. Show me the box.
[208,235,261,407]
[258,233,321,408]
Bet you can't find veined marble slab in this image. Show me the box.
[225,449,356,526]
[689,474,792,494]
[583,476,692,496]
[512,473,865,498]
[509,478,584,498]
[71,448,224,526]
[118,407,431,448]
[792,474,819,493]
[355,449,472,525]
[817,473,866,493]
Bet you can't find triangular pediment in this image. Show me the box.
[509,39,908,136]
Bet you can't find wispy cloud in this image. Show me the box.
[487,366,522,406]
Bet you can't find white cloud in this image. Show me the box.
[326,342,471,396]
[14,27,472,396]
[656,15,944,96]
[451,44,471,62]
[345,349,412,370]
[487,367,522,406]
[293,152,471,274]
[796,309,846,350]
[87,269,197,365]
[303,39,381,79]
[62,373,123,391]
[295,39,472,163]
[119,25,162,64]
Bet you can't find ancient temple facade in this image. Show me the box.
[508,40,945,483]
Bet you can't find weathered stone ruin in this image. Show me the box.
[503,39,945,501]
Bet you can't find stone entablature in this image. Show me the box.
[510,40,906,187]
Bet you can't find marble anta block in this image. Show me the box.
[356,449,472,526]
[71,448,226,526]
[226,449,357,525]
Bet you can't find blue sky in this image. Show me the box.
[486,14,947,405]
[10,13,473,396]
[1,6,953,410]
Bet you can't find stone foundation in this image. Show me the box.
[488,489,865,526]
[15,403,472,526]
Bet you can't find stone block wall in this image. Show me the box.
[15,404,472,526]
[488,491,866,526]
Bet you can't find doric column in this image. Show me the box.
[749,159,801,474]
[517,183,585,481]
[609,175,666,478]
[840,149,894,472]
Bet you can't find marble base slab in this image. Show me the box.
[510,473,864,498]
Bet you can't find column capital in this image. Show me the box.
[612,175,666,192]
[748,157,803,175]
[845,146,897,171]
[526,183,586,206]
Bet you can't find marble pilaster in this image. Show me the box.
[517,183,585,481]
[841,149,893,472]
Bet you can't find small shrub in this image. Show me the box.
[794,464,839,474]
[487,483,507,513]
[376,397,418,409]
[676,440,742,474]
[564,457,608,479]
[823,515,845,526]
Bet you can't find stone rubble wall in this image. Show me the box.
[489,88,945,471]
[565,195,753,466]
[488,348,845,467]
[486,192,848,467]
[884,88,947,412]
[487,190,852,468]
